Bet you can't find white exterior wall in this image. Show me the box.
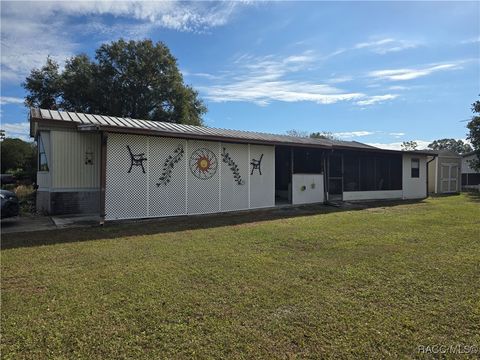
[249,145,275,209]
[462,154,478,174]
[36,129,101,191]
[105,133,275,220]
[50,130,101,189]
[402,154,427,199]
[292,174,324,205]
[343,190,403,201]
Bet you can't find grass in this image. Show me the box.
[2,194,479,359]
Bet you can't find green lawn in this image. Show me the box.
[2,194,479,359]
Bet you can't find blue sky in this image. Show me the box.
[1,1,479,149]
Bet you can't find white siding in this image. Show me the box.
[50,130,101,189]
[105,134,149,220]
[292,174,324,204]
[220,142,249,212]
[149,137,187,217]
[186,140,221,215]
[105,133,275,220]
[402,154,427,199]
[249,145,275,209]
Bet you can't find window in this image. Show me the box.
[343,154,359,191]
[38,135,49,172]
[293,148,323,174]
[359,156,376,191]
[342,151,402,191]
[411,158,419,178]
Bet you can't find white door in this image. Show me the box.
[440,164,458,193]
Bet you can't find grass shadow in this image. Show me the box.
[2,199,426,250]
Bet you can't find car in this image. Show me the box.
[0,174,16,185]
[1,190,20,219]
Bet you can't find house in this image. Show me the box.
[461,151,480,190]
[425,150,462,194]
[29,108,431,222]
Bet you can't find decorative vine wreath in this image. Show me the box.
[189,148,218,180]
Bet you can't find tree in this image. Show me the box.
[23,39,206,126]
[0,138,37,181]
[467,98,480,170]
[401,141,418,151]
[427,138,472,154]
[310,131,337,140]
[24,57,62,110]
[286,130,338,140]
[286,129,308,137]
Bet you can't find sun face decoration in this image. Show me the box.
[189,148,218,180]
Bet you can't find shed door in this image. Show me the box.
[440,164,458,193]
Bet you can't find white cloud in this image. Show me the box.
[201,52,402,106]
[366,140,431,151]
[356,94,399,106]
[333,131,375,138]
[0,13,75,82]
[0,1,245,83]
[185,72,221,80]
[354,38,419,54]
[327,75,353,84]
[368,63,461,81]
[201,52,365,105]
[1,122,30,141]
[3,1,239,31]
[461,36,480,44]
[389,132,406,138]
[0,97,24,105]
[204,81,364,106]
[388,85,409,91]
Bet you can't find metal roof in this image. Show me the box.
[29,108,429,155]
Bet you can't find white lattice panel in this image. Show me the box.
[105,133,149,220]
[105,134,276,220]
[220,143,249,211]
[148,137,187,217]
[249,145,275,208]
[186,140,221,214]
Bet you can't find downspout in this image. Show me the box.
[426,155,437,198]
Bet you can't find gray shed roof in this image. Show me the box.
[461,150,479,158]
[29,108,430,155]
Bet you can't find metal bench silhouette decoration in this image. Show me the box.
[250,154,263,175]
[127,145,147,174]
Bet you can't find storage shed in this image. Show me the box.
[426,150,462,194]
[29,108,431,222]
